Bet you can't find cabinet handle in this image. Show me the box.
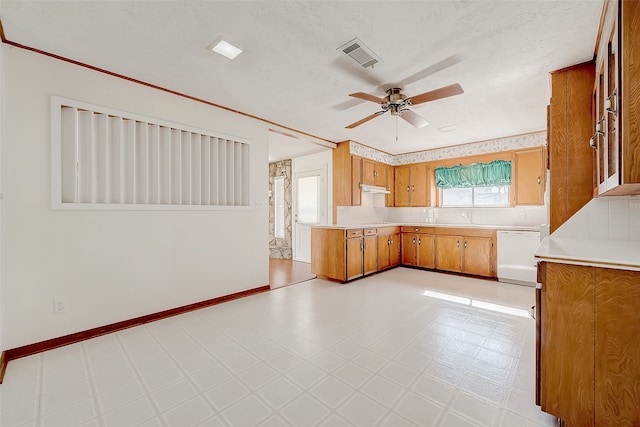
[388,239,391,245]
[537,176,541,185]
[412,185,415,192]
[464,241,467,248]
[412,238,416,245]
[605,89,617,116]
[414,227,419,231]
[418,238,421,245]
[456,240,460,248]
[360,243,364,251]
[407,186,410,192]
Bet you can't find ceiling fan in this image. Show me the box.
[345,83,464,129]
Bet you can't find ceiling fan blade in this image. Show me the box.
[349,92,385,104]
[408,83,464,106]
[400,109,429,129]
[345,111,386,129]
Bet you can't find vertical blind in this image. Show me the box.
[59,105,250,207]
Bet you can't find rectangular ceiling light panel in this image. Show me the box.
[338,38,382,68]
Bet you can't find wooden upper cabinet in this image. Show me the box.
[385,164,395,207]
[351,156,362,206]
[362,158,376,185]
[374,162,388,188]
[410,164,429,206]
[394,163,429,207]
[590,0,640,195]
[395,166,412,207]
[515,148,545,205]
[619,0,640,192]
[548,61,595,232]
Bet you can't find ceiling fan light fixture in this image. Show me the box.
[208,36,244,60]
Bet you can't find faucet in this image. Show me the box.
[461,211,472,224]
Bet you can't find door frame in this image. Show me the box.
[292,167,327,262]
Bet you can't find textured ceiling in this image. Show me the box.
[0,0,603,156]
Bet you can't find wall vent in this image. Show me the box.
[338,38,382,68]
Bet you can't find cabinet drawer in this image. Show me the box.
[346,229,364,238]
[364,228,377,235]
[401,226,435,234]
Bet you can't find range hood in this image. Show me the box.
[360,184,390,194]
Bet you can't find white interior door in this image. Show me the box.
[293,169,325,262]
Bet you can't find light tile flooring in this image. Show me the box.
[0,268,557,427]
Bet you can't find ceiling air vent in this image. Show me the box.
[338,38,382,69]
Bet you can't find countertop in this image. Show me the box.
[311,223,541,232]
[535,237,640,271]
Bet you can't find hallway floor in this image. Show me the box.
[269,259,316,290]
[0,268,554,426]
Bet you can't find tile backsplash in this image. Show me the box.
[552,196,640,241]
[337,204,547,227]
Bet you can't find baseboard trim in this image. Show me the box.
[0,351,7,384]
[0,285,270,384]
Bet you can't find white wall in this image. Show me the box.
[1,46,270,350]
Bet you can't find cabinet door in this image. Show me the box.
[417,234,435,269]
[435,235,462,273]
[410,164,429,206]
[401,233,417,266]
[362,158,376,185]
[385,164,395,207]
[389,233,401,266]
[462,237,493,277]
[374,162,387,187]
[346,237,363,280]
[363,235,377,275]
[352,157,362,206]
[604,21,619,191]
[395,166,411,207]
[377,234,390,270]
[515,148,545,205]
[540,263,594,425]
[595,268,640,426]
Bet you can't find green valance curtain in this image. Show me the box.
[435,160,512,189]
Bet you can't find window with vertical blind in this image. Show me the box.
[51,97,251,209]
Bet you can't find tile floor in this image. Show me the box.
[0,268,557,427]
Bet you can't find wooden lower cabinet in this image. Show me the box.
[363,235,377,276]
[434,235,462,272]
[378,228,400,270]
[537,262,640,425]
[312,227,383,282]
[401,233,435,268]
[435,234,494,277]
[462,237,493,277]
[312,226,496,282]
[346,236,364,281]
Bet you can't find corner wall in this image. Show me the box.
[1,46,269,350]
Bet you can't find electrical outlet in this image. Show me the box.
[517,211,526,219]
[54,297,68,314]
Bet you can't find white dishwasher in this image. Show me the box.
[497,230,540,286]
